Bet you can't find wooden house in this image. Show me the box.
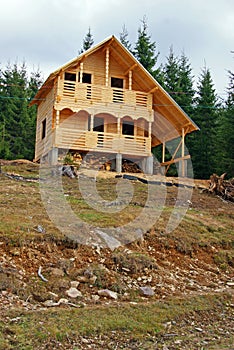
[31,36,198,175]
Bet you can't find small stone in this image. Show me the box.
[226,281,234,287]
[50,268,64,277]
[91,295,100,302]
[139,286,155,297]
[195,327,203,332]
[66,287,82,298]
[70,281,80,288]
[97,289,118,300]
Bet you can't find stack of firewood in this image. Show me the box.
[122,161,142,173]
[208,173,234,202]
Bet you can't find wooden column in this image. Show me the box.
[162,141,165,163]
[181,128,185,177]
[148,121,152,152]
[80,62,83,83]
[129,70,132,90]
[90,114,94,131]
[105,48,109,87]
[56,110,60,128]
[117,117,121,135]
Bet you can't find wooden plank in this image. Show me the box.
[161,154,191,166]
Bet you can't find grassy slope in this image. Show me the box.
[0,163,233,349]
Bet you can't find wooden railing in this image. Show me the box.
[57,81,152,112]
[54,128,151,156]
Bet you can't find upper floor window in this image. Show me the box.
[78,72,92,84]
[111,77,123,89]
[64,72,76,81]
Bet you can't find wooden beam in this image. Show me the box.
[148,86,158,93]
[105,48,109,87]
[124,64,137,75]
[161,154,190,167]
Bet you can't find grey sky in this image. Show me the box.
[0,0,233,97]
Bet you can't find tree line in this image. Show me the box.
[0,19,233,178]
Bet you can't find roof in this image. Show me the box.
[31,35,199,143]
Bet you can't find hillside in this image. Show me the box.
[0,161,233,350]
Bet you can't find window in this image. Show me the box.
[122,121,134,136]
[64,72,76,81]
[93,117,104,132]
[78,72,92,84]
[41,118,46,139]
[111,77,123,88]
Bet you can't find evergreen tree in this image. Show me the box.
[133,16,160,78]
[177,52,195,114]
[215,70,234,178]
[79,27,94,54]
[119,24,132,52]
[188,66,218,179]
[0,62,42,160]
[162,46,180,97]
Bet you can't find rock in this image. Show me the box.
[97,289,118,300]
[66,287,82,298]
[70,281,80,288]
[91,295,100,302]
[50,268,64,277]
[139,286,155,297]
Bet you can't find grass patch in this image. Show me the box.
[0,293,232,350]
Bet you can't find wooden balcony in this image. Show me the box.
[55,80,153,120]
[53,128,151,156]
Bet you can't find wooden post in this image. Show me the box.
[181,127,185,177]
[80,62,83,83]
[129,70,132,90]
[117,117,121,135]
[90,114,94,131]
[148,121,152,152]
[56,110,60,128]
[162,141,165,163]
[105,48,109,87]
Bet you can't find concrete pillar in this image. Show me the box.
[116,153,122,173]
[49,147,58,165]
[145,155,153,175]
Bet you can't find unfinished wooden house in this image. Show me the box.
[31,36,198,175]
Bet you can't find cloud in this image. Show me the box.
[0,0,233,92]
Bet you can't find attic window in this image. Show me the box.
[79,72,92,84]
[64,72,76,81]
[111,77,123,89]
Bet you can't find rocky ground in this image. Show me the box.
[0,161,233,349]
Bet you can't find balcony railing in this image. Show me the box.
[54,128,151,156]
[56,81,153,112]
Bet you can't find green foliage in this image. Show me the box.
[133,16,160,78]
[0,62,42,160]
[187,67,218,179]
[79,27,94,54]
[119,24,132,52]
[215,70,234,178]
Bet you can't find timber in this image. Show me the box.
[31,36,199,174]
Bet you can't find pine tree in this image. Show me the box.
[0,62,42,160]
[79,27,94,54]
[215,70,234,177]
[119,24,132,52]
[162,46,180,97]
[177,52,195,114]
[133,16,160,78]
[188,66,218,179]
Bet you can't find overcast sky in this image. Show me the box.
[0,0,233,98]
